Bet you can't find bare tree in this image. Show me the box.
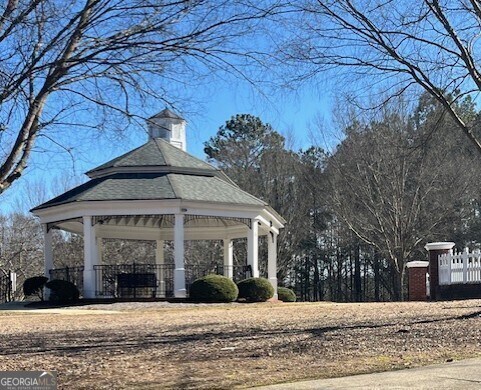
[277,0,481,152]
[0,212,44,297]
[0,0,281,194]
[326,96,480,299]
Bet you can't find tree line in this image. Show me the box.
[203,93,481,301]
[2,92,480,302]
[2,92,481,301]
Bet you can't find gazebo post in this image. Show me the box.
[155,239,166,297]
[43,224,53,280]
[83,216,99,299]
[247,219,260,277]
[268,231,278,298]
[223,239,234,279]
[174,213,186,298]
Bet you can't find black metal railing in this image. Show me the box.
[185,264,252,283]
[0,271,12,303]
[94,263,175,298]
[215,265,252,283]
[49,263,253,299]
[185,264,252,295]
[49,266,84,294]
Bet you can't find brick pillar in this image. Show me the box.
[406,261,429,301]
[424,242,455,301]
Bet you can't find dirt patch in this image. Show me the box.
[1,300,481,389]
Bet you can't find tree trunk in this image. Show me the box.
[374,251,380,301]
[313,255,320,301]
[354,243,362,302]
[391,263,403,301]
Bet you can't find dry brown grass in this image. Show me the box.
[1,300,481,389]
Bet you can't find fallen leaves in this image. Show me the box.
[0,300,480,389]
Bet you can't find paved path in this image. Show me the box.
[0,301,121,315]
[254,358,481,389]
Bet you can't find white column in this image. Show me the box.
[83,216,99,299]
[174,214,186,298]
[156,239,166,297]
[268,231,278,299]
[247,219,259,277]
[223,239,234,279]
[43,224,53,280]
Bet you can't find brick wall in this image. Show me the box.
[407,262,428,301]
[424,242,455,300]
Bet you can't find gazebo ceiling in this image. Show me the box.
[50,214,270,241]
[96,214,253,229]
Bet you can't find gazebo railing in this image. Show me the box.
[185,265,251,283]
[185,264,252,295]
[214,265,252,282]
[94,263,174,298]
[49,266,84,294]
[51,263,252,299]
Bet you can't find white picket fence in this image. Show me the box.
[438,248,481,285]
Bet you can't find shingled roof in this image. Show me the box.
[32,138,266,211]
[149,108,184,121]
[87,138,214,177]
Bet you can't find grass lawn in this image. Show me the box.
[1,300,481,389]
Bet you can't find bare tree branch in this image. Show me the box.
[0,0,283,194]
[278,0,481,152]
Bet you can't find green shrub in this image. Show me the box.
[23,276,49,301]
[190,274,238,303]
[46,279,80,302]
[277,287,296,302]
[237,277,274,302]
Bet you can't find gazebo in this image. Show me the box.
[31,109,285,299]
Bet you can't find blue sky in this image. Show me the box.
[1,79,335,214]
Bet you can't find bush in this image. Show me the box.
[277,287,297,302]
[190,274,238,303]
[237,277,274,302]
[46,279,80,302]
[23,276,49,300]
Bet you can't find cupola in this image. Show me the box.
[147,108,186,151]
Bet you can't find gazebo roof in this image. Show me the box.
[32,172,266,211]
[31,138,268,212]
[87,138,214,177]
